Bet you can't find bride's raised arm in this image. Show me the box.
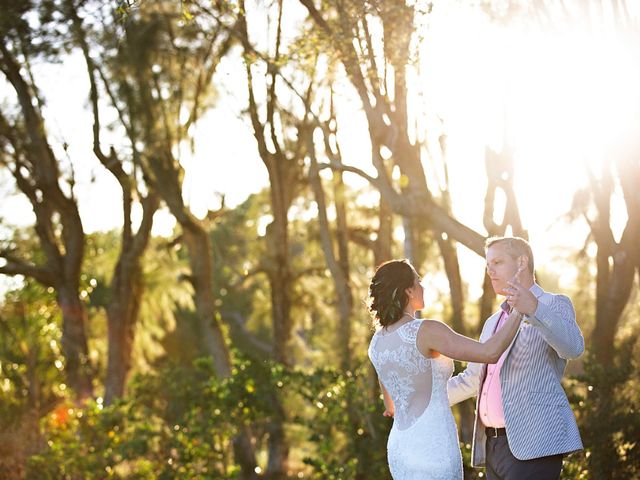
[417,310,523,364]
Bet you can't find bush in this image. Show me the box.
[28,356,271,479]
[284,364,391,479]
[26,355,393,479]
[569,337,640,479]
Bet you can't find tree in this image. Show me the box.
[235,1,316,474]
[300,0,487,257]
[90,1,258,475]
[65,0,160,404]
[571,153,640,477]
[0,2,93,399]
[308,99,355,372]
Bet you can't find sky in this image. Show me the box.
[1,1,638,301]
[415,2,639,295]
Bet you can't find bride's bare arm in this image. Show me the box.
[417,311,523,363]
[379,380,394,417]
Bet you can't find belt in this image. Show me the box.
[485,427,507,438]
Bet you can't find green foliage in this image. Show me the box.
[569,337,640,479]
[0,0,69,61]
[28,355,273,479]
[0,281,66,426]
[284,363,391,479]
[0,281,66,478]
[209,192,269,323]
[82,230,194,375]
[25,354,393,479]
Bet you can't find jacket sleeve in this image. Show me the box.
[447,360,483,406]
[525,294,584,360]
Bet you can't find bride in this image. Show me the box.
[368,259,522,479]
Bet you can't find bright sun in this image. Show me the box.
[414,3,640,292]
[421,3,640,172]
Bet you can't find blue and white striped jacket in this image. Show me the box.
[447,284,584,467]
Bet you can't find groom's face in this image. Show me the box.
[485,243,520,296]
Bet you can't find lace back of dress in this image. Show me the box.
[369,320,433,431]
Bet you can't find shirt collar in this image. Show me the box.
[530,283,544,298]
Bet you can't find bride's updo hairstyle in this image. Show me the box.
[368,259,416,329]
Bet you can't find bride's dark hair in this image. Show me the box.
[368,259,416,328]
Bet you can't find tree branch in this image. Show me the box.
[316,160,379,187]
[0,252,55,286]
[221,310,273,361]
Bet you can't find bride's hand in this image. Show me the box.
[383,409,394,418]
[506,278,538,316]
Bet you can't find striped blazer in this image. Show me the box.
[447,283,584,467]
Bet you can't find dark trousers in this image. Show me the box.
[485,435,563,480]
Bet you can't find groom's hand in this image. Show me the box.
[506,279,538,316]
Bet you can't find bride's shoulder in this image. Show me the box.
[417,318,446,327]
[416,318,451,336]
[370,326,383,339]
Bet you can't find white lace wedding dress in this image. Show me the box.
[368,319,463,480]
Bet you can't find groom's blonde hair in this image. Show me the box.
[485,236,535,275]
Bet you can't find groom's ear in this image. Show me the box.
[518,255,527,270]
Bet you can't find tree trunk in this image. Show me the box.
[375,196,393,267]
[182,226,232,377]
[333,163,353,371]
[183,225,259,480]
[264,398,288,480]
[437,236,465,335]
[589,250,636,477]
[477,274,497,336]
[263,214,292,479]
[265,216,293,367]
[258,140,296,479]
[57,288,93,400]
[104,258,143,404]
[308,131,353,371]
[103,197,157,405]
[154,175,258,475]
[231,426,260,480]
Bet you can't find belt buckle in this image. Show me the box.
[488,427,499,438]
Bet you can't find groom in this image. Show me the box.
[448,236,584,479]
